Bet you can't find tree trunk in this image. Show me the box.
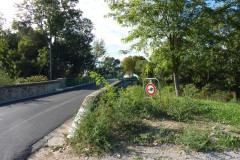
[173,68,181,97]
[169,35,181,97]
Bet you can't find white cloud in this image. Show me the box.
[0,0,20,29]
[77,0,145,61]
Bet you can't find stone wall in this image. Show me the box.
[0,80,61,103]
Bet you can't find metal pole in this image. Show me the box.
[150,79,153,99]
[49,34,52,80]
[49,2,53,80]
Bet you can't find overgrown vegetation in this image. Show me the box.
[15,75,48,84]
[70,77,240,156]
[0,70,15,85]
[0,71,48,86]
[177,127,240,152]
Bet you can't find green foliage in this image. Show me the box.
[155,129,178,144]
[177,127,210,151]
[8,0,95,79]
[121,56,146,76]
[93,39,106,59]
[90,71,107,87]
[96,57,121,76]
[71,85,161,155]
[163,97,202,122]
[70,83,240,155]
[177,127,240,152]
[133,133,154,145]
[16,75,47,84]
[210,90,233,102]
[0,70,15,85]
[183,84,199,98]
[199,100,240,127]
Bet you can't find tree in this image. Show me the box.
[93,39,107,60]
[105,0,211,97]
[103,57,121,76]
[95,57,121,76]
[0,25,21,77]
[15,0,95,78]
[121,55,146,76]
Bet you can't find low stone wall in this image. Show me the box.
[0,80,61,103]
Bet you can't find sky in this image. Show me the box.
[0,0,145,61]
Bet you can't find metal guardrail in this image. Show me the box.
[66,76,138,88]
[66,77,94,87]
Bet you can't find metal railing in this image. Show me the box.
[66,77,94,87]
[65,75,140,88]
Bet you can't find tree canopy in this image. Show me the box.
[105,0,239,97]
[0,0,95,79]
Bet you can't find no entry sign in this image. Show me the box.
[146,83,156,96]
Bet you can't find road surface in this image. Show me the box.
[0,81,115,160]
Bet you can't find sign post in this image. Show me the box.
[143,78,161,101]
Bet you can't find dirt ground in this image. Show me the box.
[28,117,240,160]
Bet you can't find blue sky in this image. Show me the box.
[0,0,145,61]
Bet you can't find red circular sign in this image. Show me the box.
[146,83,156,96]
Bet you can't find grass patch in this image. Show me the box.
[70,82,240,156]
[70,86,160,156]
[177,127,240,151]
[198,100,240,127]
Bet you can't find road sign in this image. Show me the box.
[146,83,156,96]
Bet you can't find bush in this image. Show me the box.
[182,84,199,98]
[177,127,240,151]
[163,97,201,121]
[198,84,233,102]
[0,70,15,86]
[177,127,211,151]
[161,85,175,101]
[71,85,163,155]
[210,90,233,102]
[16,75,48,84]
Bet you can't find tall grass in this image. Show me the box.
[70,84,240,155]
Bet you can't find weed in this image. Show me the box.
[134,156,142,160]
[229,127,240,134]
[70,81,240,156]
[176,127,240,151]
[199,100,240,126]
[133,133,154,145]
[155,128,179,144]
[163,97,201,121]
[183,84,199,98]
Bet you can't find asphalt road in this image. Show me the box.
[0,82,114,160]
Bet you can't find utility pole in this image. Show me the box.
[49,1,53,80]
[49,32,52,80]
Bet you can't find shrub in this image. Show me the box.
[199,84,233,102]
[182,84,199,98]
[16,75,48,84]
[177,127,240,151]
[71,85,163,155]
[0,70,15,86]
[163,97,201,121]
[133,133,154,145]
[161,85,175,101]
[210,90,233,102]
[177,127,211,151]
